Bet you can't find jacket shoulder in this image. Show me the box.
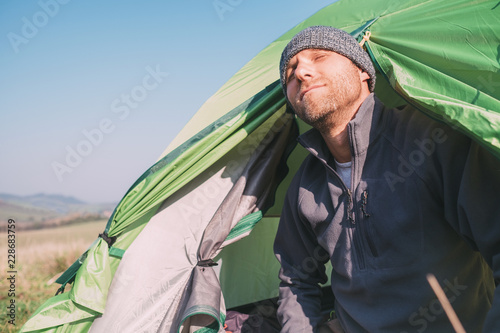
[381,105,470,154]
[285,151,326,203]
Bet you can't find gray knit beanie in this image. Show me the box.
[280,26,376,96]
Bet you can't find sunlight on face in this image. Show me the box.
[286,49,363,133]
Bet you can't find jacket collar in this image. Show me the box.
[297,93,385,162]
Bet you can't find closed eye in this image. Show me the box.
[313,52,328,62]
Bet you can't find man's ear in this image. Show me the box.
[359,70,371,92]
[359,70,370,83]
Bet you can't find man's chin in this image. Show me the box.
[299,113,333,132]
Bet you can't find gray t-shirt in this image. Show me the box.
[335,159,352,189]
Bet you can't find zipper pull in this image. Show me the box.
[347,189,355,223]
[361,190,370,218]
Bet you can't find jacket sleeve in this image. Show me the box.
[274,173,330,333]
[436,130,500,332]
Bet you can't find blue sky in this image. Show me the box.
[0,0,336,203]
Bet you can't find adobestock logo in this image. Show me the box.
[400,277,467,333]
[51,64,169,182]
[212,0,244,21]
[384,128,448,192]
[7,0,72,54]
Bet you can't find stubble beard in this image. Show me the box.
[292,64,362,134]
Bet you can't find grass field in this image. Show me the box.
[0,220,106,332]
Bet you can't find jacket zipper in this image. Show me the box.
[351,190,366,269]
[361,191,378,257]
[301,129,372,270]
[347,125,366,270]
[323,163,366,269]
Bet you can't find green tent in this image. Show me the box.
[21,0,500,331]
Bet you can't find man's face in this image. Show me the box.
[285,49,365,132]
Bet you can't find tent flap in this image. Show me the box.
[20,293,97,332]
[176,268,225,333]
[365,0,500,157]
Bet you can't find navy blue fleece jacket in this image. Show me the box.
[274,94,500,332]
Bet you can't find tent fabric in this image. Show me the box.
[19,293,97,332]
[364,0,500,157]
[176,110,296,332]
[21,0,500,332]
[87,108,296,333]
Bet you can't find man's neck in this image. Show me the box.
[322,128,351,163]
[319,91,370,163]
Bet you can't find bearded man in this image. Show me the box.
[274,26,500,333]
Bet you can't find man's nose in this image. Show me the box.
[294,62,314,81]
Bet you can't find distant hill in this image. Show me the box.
[0,193,116,231]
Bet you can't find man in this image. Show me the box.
[274,26,500,332]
